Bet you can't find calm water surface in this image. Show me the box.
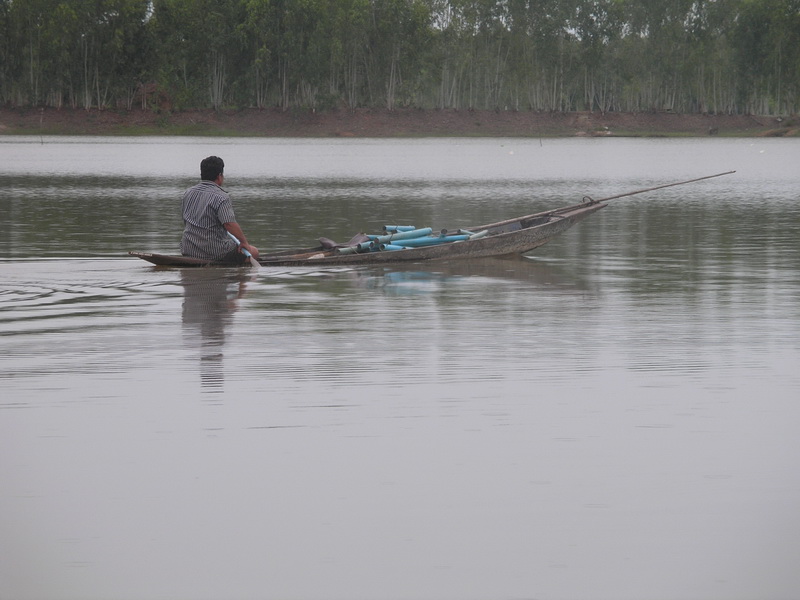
[1,137,799,600]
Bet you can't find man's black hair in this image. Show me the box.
[200,156,224,181]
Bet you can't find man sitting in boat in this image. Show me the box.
[180,156,259,263]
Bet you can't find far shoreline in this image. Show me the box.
[0,106,797,138]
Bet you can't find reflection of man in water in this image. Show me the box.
[180,155,259,263]
[181,270,248,391]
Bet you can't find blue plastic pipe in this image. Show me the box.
[369,227,434,244]
[391,234,470,247]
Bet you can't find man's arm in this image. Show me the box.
[223,222,260,259]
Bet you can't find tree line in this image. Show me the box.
[1,0,798,116]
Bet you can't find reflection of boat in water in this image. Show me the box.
[318,256,589,296]
[377,255,571,283]
[130,173,734,268]
[180,270,250,391]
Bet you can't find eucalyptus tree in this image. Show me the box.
[733,0,800,114]
[612,0,695,111]
[1,0,150,108]
[4,0,61,105]
[678,0,739,114]
[150,0,247,109]
[424,0,477,108]
[431,0,512,109]
[505,0,583,111]
[242,0,273,108]
[328,0,372,108]
[273,0,339,109]
[568,0,625,112]
[0,0,15,103]
[363,0,431,108]
[76,0,152,109]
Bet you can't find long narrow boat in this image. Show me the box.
[129,172,733,268]
[130,200,604,267]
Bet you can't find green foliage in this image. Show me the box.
[0,0,152,108]
[732,0,800,113]
[1,0,797,114]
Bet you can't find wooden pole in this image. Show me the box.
[587,171,736,204]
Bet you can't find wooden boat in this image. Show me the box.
[130,199,605,268]
[129,172,733,268]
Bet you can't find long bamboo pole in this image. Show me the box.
[587,171,736,204]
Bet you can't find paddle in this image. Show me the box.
[227,231,260,269]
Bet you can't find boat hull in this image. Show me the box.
[129,201,606,268]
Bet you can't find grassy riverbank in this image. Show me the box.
[1,106,797,138]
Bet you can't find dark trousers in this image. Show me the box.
[218,247,249,265]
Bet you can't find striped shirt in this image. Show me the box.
[180,181,238,260]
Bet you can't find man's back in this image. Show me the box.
[180,180,237,260]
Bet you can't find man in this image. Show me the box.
[180,156,259,263]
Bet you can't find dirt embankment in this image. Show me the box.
[0,106,796,137]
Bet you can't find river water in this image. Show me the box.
[1,136,799,600]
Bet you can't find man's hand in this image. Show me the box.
[224,222,259,259]
[242,244,259,259]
